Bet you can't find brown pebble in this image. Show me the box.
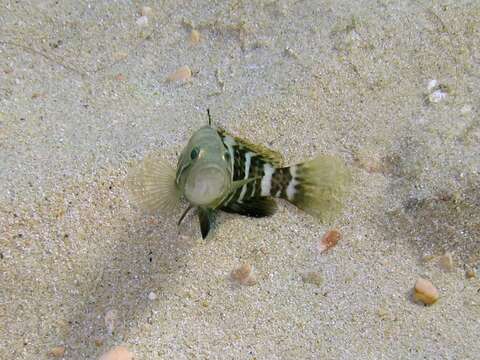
[48,346,65,357]
[190,29,201,45]
[413,278,439,305]
[231,263,256,286]
[301,272,323,287]
[95,338,104,347]
[166,65,192,82]
[466,269,476,279]
[99,346,134,360]
[318,229,341,253]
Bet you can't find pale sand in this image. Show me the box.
[1,1,479,359]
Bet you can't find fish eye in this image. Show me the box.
[190,148,199,160]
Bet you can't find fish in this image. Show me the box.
[127,111,350,239]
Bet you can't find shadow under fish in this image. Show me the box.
[128,111,350,239]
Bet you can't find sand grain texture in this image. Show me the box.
[1,1,479,359]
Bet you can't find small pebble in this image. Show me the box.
[466,269,476,279]
[99,346,134,360]
[148,291,157,301]
[141,6,153,16]
[427,79,438,91]
[428,89,447,103]
[115,73,125,81]
[95,338,104,347]
[438,252,454,271]
[104,309,118,335]
[318,229,341,253]
[301,272,323,287]
[48,346,65,358]
[413,278,439,305]
[166,65,192,82]
[136,16,149,27]
[460,104,472,114]
[190,29,201,44]
[231,263,256,286]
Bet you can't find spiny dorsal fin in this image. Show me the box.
[217,127,284,167]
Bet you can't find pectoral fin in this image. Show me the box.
[198,207,216,239]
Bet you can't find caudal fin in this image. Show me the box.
[127,154,180,213]
[279,155,350,220]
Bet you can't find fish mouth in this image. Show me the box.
[184,165,230,206]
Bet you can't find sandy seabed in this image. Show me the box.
[1,1,479,359]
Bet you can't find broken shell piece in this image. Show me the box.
[413,278,439,305]
[136,16,149,27]
[104,309,118,335]
[190,29,201,44]
[301,271,323,287]
[438,253,454,271]
[166,65,192,82]
[48,346,65,358]
[231,263,256,286]
[427,79,438,91]
[428,89,447,103]
[141,6,153,16]
[318,229,341,253]
[99,346,134,360]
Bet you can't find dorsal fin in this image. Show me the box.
[217,127,284,167]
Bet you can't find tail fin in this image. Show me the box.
[126,154,180,213]
[276,155,350,220]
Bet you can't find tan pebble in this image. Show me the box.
[231,263,256,285]
[190,29,201,44]
[166,65,192,82]
[99,346,134,360]
[231,263,251,281]
[48,346,65,357]
[318,229,341,253]
[413,278,439,305]
[115,73,125,81]
[466,269,476,279]
[141,6,153,17]
[438,253,454,271]
[301,272,323,287]
[242,276,257,286]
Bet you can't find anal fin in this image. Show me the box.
[221,197,277,218]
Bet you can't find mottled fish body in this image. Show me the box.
[128,113,350,238]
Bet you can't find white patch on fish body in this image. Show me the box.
[238,152,255,203]
[261,163,275,196]
[222,135,236,178]
[286,165,299,200]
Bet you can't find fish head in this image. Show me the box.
[176,126,232,207]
